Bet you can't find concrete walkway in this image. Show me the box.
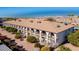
[64,43,79,51]
[0,28,35,51]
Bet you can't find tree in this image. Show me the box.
[67,30,79,47]
[58,45,71,51]
[27,36,38,43]
[12,28,17,34]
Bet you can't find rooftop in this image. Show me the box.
[4,18,75,33]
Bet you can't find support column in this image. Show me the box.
[22,27,25,36]
[29,28,32,36]
[39,30,42,43]
[25,28,28,37]
[46,32,49,45]
[34,29,36,36]
[17,26,20,32]
[54,34,57,43]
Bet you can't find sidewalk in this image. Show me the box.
[55,43,79,51]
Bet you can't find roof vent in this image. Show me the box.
[37,21,41,23]
[30,20,33,23]
[18,20,21,22]
[57,25,61,28]
[46,18,56,22]
[64,22,68,25]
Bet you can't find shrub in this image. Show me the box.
[34,43,44,48]
[1,26,17,33]
[12,28,17,33]
[58,45,71,51]
[15,32,21,39]
[0,40,2,44]
[27,36,38,43]
[0,26,6,29]
[41,46,49,51]
[49,47,54,51]
[5,27,12,32]
[67,31,79,47]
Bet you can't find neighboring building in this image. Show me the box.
[0,44,11,51]
[3,18,75,47]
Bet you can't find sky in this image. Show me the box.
[0,7,79,17]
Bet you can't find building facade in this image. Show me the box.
[3,18,75,47]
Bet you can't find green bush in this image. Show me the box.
[1,26,17,33]
[15,32,21,39]
[27,36,38,43]
[11,28,17,33]
[58,45,71,51]
[0,26,5,29]
[67,31,79,47]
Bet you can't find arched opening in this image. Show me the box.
[27,28,29,31]
[42,31,46,36]
[31,28,34,33]
[36,29,39,34]
[49,33,54,39]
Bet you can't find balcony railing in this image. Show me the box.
[40,39,46,45]
[41,33,46,37]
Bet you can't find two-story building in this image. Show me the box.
[3,18,75,47]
